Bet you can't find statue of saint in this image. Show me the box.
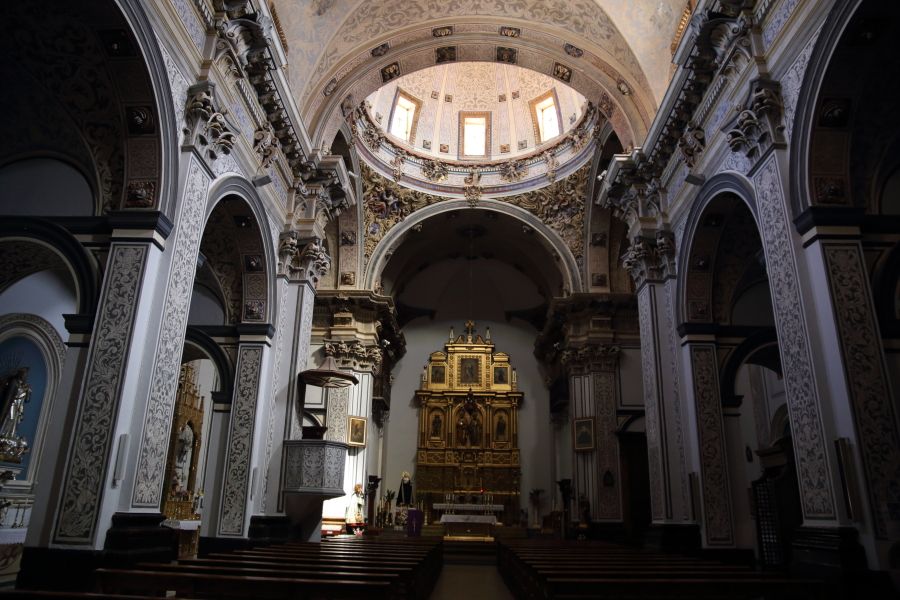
[397,471,414,506]
[431,413,442,438]
[345,483,366,532]
[496,414,507,441]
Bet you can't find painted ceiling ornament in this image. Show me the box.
[499,159,528,182]
[422,159,449,182]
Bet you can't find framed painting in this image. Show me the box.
[459,357,480,385]
[431,364,446,384]
[573,417,594,452]
[348,416,367,447]
[493,366,508,385]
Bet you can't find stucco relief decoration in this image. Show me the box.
[219,345,263,536]
[389,151,406,182]
[298,238,331,285]
[726,80,784,160]
[132,160,211,508]
[183,83,237,161]
[278,231,301,276]
[823,245,900,538]
[325,340,383,373]
[690,345,734,545]
[679,122,706,169]
[55,245,148,543]
[499,160,528,183]
[753,155,835,519]
[463,170,483,207]
[422,160,449,183]
[253,123,280,169]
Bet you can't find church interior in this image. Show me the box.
[0,0,899,597]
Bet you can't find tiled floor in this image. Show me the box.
[428,564,514,599]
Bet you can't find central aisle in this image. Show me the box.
[428,564,514,600]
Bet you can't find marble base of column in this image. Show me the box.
[643,523,701,553]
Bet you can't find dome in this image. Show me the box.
[351,61,604,197]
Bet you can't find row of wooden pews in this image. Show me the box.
[1,537,442,600]
[497,539,826,599]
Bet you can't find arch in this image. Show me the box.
[114,0,181,218]
[788,0,863,219]
[183,327,234,403]
[364,199,581,295]
[0,157,95,217]
[718,329,780,406]
[0,313,67,490]
[0,218,99,317]
[675,172,758,326]
[204,176,278,325]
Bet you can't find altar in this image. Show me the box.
[439,514,497,541]
[413,322,524,527]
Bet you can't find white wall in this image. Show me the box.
[0,270,77,339]
[0,158,93,216]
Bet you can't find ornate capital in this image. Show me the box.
[324,339,383,373]
[297,238,331,286]
[253,123,279,169]
[726,78,785,160]
[560,344,621,374]
[622,230,676,288]
[183,82,236,161]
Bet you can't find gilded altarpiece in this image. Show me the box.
[414,323,522,523]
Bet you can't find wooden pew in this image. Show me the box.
[95,567,393,599]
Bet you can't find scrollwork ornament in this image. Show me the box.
[499,160,528,182]
[422,160,449,182]
[253,123,280,169]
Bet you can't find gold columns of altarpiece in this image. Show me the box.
[414,321,523,524]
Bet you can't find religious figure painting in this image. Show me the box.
[574,417,594,451]
[430,412,443,438]
[493,366,508,384]
[459,358,479,384]
[348,416,367,447]
[431,365,445,384]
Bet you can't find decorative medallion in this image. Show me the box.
[564,43,584,58]
[432,26,453,37]
[436,46,457,64]
[370,42,390,57]
[499,26,520,38]
[553,63,572,83]
[380,62,400,83]
[496,47,517,64]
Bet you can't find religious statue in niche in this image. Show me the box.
[0,367,30,462]
[431,412,443,438]
[495,413,507,442]
[162,364,205,522]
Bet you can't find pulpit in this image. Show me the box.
[414,322,522,531]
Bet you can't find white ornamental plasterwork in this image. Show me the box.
[132,158,211,507]
[183,83,238,162]
[290,287,316,439]
[55,244,148,543]
[823,244,900,538]
[159,40,190,147]
[781,27,822,142]
[762,0,801,49]
[690,344,734,546]
[219,344,264,536]
[324,386,349,443]
[260,282,289,512]
[594,372,621,520]
[638,285,666,521]
[322,444,345,489]
[753,154,835,519]
[664,281,689,517]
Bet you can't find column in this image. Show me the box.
[684,339,735,547]
[795,208,900,561]
[561,345,623,523]
[625,231,695,542]
[51,210,177,549]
